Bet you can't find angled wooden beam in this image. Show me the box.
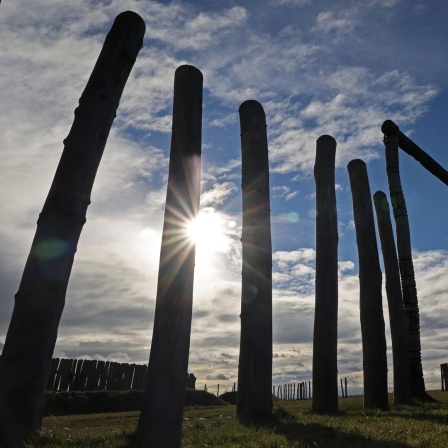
[381,120,448,187]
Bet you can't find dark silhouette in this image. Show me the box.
[373,191,411,404]
[0,12,145,447]
[312,135,339,414]
[381,126,426,399]
[137,65,203,446]
[347,159,388,411]
[382,120,448,187]
[237,100,273,420]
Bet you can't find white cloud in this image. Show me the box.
[200,182,238,207]
[314,10,357,34]
[368,0,402,7]
[270,0,311,6]
[272,185,299,201]
[267,68,436,174]
[143,6,248,51]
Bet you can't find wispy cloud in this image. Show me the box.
[313,10,357,34]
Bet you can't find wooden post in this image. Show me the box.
[0,14,144,445]
[347,159,388,410]
[442,364,448,391]
[382,120,448,187]
[137,65,203,444]
[373,191,411,404]
[344,377,347,398]
[217,384,220,397]
[381,127,427,399]
[340,379,344,397]
[237,100,273,420]
[312,135,338,414]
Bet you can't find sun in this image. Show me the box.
[185,208,234,268]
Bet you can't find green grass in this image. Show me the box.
[29,391,448,447]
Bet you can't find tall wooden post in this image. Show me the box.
[237,100,273,420]
[0,12,145,447]
[381,127,427,399]
[137,65,203,444]
[312,135,338,414]
[347,159,388,410]
[373,191,411,404]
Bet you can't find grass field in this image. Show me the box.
[30,391,448,447]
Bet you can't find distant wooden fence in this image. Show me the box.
[274,381,312,400]
[441,363,448,391]
[46,358,196,392]
[273,378,349,400]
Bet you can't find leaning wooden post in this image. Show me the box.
[237,100,273,420]
[0,12,145,447]
[137,65,203,444]
[312,135,338,414]
[381,124,427,399]
[347,159,388,410]
[373,191,411,404]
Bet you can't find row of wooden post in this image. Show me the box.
[274,382,311,400]
[272,379,348,401]
[47,358,147,392]
[313,120,444,413]
[45,358,197,392]
[1,7,445,446]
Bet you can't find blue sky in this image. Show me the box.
[1,0,447,395]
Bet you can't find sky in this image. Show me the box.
[1,0,447,396]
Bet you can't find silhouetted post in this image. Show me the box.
[237,100,273,420]
[373,191,411,404]
[137,65,203,444]
[312,135,338,414]
[382,120,448,187]
[381,123,427,399]
[347,159,388,410]
[0,12,145,447]
[441,364,448,391]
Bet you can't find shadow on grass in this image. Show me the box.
[116,430,182,448]
[239,407,411,448]
[389,409,448,426]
